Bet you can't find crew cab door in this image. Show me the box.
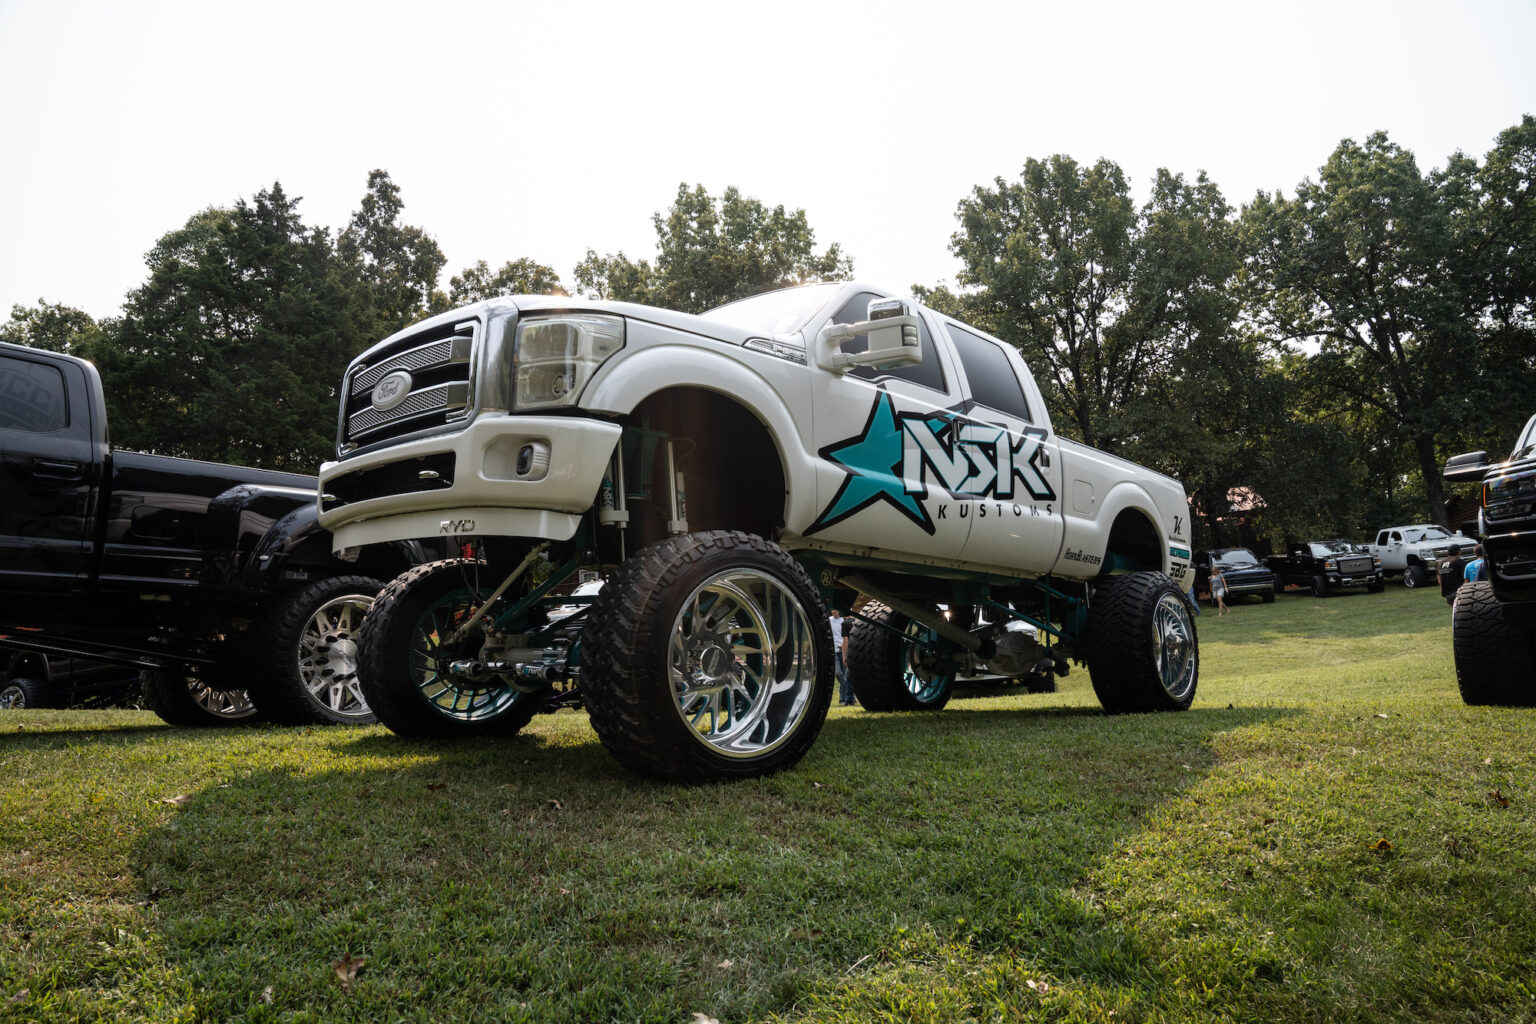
[802,290,972,560]
[0,350,99,608]
[936,318,1065,573]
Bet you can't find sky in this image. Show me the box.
[1,0,1534,323]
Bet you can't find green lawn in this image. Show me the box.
[3,585,1533,1023]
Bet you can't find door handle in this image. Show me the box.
[33,458,84,481]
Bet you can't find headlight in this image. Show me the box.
[513,314,625,409]
[1486,468,1536,507]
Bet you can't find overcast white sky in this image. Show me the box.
[2,0,1533,322]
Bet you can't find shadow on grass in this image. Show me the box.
[126,699,1296,1022]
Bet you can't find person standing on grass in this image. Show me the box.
[1209,563,1229,616]
[828,609,853,706]
[1440,544,1468,606]
[1464,545,1488,584]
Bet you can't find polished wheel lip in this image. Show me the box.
[1152,592,1198,701]
[189,680,259,720]
[0,686,24,709]
[408,588,523,722]
[298,594,374,718]
[667,568,817,760]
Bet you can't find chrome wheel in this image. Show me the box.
[667,568,818,759]
[297,594,373,720]
[1152,591,1197,703]
[188,680,259,720]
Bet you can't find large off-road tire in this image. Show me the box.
[1451,581,1536,706]
[1404,564,1427,589]
[245,575,383,725]
[1083,572,1198,714]
[847,602,955,711]
[0,677,52,709]
[140,668,260,727]
[582,531,832,782]
[356,559,549,738]
[1367,579,1385,594]
[1262,588,1276,603]
[1312,575,1330,598]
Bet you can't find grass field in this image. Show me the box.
[2,585,1533,1023]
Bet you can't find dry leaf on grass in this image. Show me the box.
[260,986,273,1004]
[717,959,734,970]
[546,798,564,810]
[159,794,192,806]
[1488,789,1511,808]
[331,953,365,993]
[1369,838,1393,852]
[691,1014,722,1024]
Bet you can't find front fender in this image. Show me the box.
[582,344,818,532]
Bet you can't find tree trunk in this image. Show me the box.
[1413,434,1449,527]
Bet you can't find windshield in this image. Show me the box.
[698,283,845,334]
[1515,413,1536,460]
[1311,540,1359,556]
[1216,550,1261,567]
[1405,526,1451,542]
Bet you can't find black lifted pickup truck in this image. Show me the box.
[0,341,435,726]
[1443,413,1536,705]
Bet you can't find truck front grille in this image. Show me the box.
[340,320,476,451]
[1338,555,1374,575]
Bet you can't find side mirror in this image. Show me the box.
[1444,450,1491,482]
[815,298,922,373]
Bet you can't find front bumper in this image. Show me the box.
[317,414,622,553]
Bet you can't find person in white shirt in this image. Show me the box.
[828,609,853,706]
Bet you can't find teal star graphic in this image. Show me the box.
[807,390,935,535]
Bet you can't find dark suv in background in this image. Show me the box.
[1194,548,1278,606]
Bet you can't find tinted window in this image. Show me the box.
[944,322,1031,421]
[0,355,67,433]
[831,292,947,394]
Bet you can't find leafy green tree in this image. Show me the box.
[448,258,565,304]
[338,170,447,332]
[941,158,1240,454]
[0,300,111,359]
[575,184,853,313]
[102,184,367,471]
[1239,127,1536,527]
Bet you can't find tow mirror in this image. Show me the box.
[1443,450,1490,482]
[816,298,922,373]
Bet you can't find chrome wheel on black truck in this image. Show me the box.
[140,668,260,726]
[0,677,51,709]
[1452,581,1536,706]
[1083,572,1198,714]
[246,575,383,725]
[582,531,832,782]
[356,559,550,738]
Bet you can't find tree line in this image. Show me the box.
[5,118,1534,551]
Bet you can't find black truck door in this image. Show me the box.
[0,350,98,608]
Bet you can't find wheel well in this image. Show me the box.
[1104,509,1163,575]
[624,387,788,544]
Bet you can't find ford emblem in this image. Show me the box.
[372,370,413,411]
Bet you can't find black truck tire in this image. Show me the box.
[246,575,383,726]
[582,531,832,782]
[1451,581,1536,706]
[355,559,548,738]
[0,677,52,709]
[1083,572,1198,714]
[1312,575,1330,598]
[140,669,259,727]
[1404,564,1427,589]
[847,602,956,711]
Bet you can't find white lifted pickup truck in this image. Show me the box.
[318,283,1198,781]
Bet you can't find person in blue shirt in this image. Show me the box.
[1463,544,1488,584]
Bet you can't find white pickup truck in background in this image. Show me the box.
[1367,524,1475,588]
[317,282,1199,780]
